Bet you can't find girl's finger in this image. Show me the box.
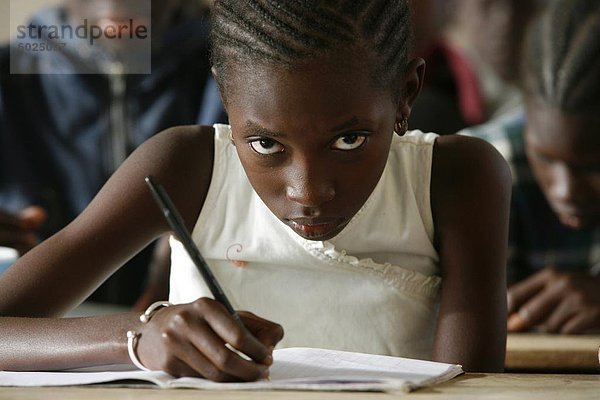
[189,321,268,381]
[507,312,527,332]
[560,311,599,334]
[507,286,562,331]
[239,311,284,351]
[194,299,272,365]
[507,268,555,313]
[160,354,217,379]
[138,301,268,381]
[167,333,240,381]
[184,305,269,381]
[542,296,579,333]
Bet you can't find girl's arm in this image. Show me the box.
[0,126,282,379]
[430,134,511,373]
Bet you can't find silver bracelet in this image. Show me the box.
[127,301,173,371]
[127,330,151,371]
[140,301,173,323]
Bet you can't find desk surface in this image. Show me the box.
[506,333,600,371]
[1,374,599,400]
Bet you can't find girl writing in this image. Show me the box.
[0,0,510,380]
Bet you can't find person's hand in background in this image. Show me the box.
[0,206,47,255]
[507,267,600,334]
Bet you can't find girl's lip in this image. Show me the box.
[287,219,340,239]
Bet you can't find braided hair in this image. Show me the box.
[211,0,412,101]
[522,0,600,112]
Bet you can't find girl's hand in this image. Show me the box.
[136,297,284,381]
[507,268,600,334]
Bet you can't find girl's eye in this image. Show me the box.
[332,134,367,151]
[249,138,284,155]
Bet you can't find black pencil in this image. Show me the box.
[144,175,242,324]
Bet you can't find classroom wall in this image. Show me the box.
[1,0,62,44]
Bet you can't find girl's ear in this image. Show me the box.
[396,57,426,130]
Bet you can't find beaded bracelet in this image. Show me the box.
[127,301,173,371]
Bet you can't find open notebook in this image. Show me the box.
[0,347,463,393]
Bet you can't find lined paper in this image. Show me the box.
[0,347,463,393]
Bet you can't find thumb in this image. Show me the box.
[239,311,284,349]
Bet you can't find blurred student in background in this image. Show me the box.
[0,0,226,307]
[462,0,600,334]
[445,0,540,119]
[411,0,541,135]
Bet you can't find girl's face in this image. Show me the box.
[225,53,402,241]
[525,101,600,230]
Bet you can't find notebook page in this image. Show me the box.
[0,347,463,392]
[270,347,461,384]
[0,370,170,388]
[171,348,463,392]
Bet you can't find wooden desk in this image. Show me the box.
[506,333,600,371]
[0,374,598,399]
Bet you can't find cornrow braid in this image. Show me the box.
[211,0,412,101]
[522,0,600,112]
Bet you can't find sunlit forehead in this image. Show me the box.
[226,50,397,123]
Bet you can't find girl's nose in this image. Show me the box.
[286,183,335,208]
[285,160,335,208]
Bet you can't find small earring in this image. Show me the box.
[229,129,235,145]
[394,116,409,136]
[394,121,401,134]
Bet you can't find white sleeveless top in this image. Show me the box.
[170,124,441,360]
